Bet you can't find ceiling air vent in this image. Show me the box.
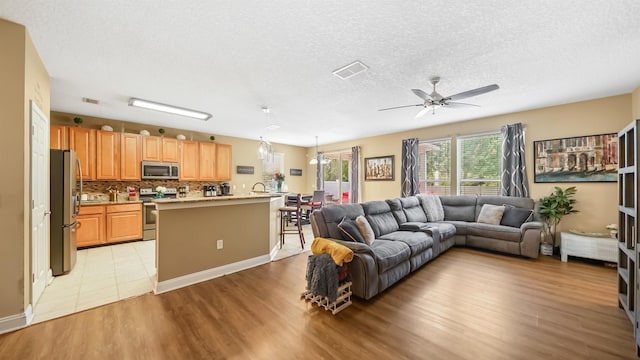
[332,60,369,80]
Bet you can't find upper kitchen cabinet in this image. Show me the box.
[142,136,180,162]
[142,135,162,161]
[120,133,142,180]
[180,140,199,181]
[215,144,232,181]
[96,130,120,180]
[69,127,96,180]
[50,125,69,150]
[162,138,180,162]
[199,142,217,180]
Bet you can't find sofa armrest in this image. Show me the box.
[520,221,544,231]
[519,221,544,258]
[323,237,379,299]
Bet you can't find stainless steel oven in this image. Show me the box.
[142,203,157,241]
[139,187,177,240]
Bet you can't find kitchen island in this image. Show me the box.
[151,194,284,294]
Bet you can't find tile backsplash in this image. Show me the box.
[82,180,223,198]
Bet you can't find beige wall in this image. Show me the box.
[156,201,270,281]
[311,94,633,234]
[633,86,640,120]
[51,112,310,194]
[0,19,50,318]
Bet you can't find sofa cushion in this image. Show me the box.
[418,194,445,221]
[378,231,433,256]
[439,195,477,222]
[477,204,505,225]
[338,217,366,243]
[475,196,534,220]
[400,196,428,223]
[369,239,411,273]
[386,198,407,224]
[500,204,534,228]
[319,204,365,239]
[443,220,469,235]
[362,201,400,237]
[356,215,376,245]
[426,222,457,239]
[467,223,521,242]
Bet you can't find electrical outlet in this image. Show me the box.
[217,239,223,250]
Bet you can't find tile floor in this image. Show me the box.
[33,240,156,324]
[34,224,316,324]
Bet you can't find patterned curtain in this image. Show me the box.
[401,138,420,197]
[350,146,360,203]
[501,123,529,197]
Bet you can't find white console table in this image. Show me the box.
[560,232,617,263]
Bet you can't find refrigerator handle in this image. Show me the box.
[76,157,83,215]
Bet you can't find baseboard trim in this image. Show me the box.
[270,244,280,261]
[154,255,271,294]
[0,304,33,335]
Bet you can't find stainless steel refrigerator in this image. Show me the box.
[50,149,83,276]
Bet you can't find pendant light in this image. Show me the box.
[257,107,274,160]
[309,136,330,165]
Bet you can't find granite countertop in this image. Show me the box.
[81,199,144,206]
[151,193,282,204]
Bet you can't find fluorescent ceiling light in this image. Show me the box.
[128,98,212,120]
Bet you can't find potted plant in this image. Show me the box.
[538,186,579,249]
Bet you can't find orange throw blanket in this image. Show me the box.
[311,237,354,266]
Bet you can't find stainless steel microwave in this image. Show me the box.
[141,161,179,180]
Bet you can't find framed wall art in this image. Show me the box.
[533,133,617,183]
[365,155,394,181]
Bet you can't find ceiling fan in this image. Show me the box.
[378,77,499,117]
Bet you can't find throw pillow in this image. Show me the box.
[338,217,366,243]
[355,215,376,245]
[421,195,445,222]
[477,204,506,225]
[500,204,534,228]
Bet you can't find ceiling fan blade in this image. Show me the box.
[415,107,430,118]
[444,102,480,108]
[411,89,431,101]
[446,84,499,101]
[378,104,423,111]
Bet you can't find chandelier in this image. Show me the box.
[309,136,330,165]
[257,106,275,160]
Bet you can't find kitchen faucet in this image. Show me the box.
[251,182,266,192]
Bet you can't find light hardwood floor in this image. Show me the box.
[0,248,635,359]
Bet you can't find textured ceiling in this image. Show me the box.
[2,1,640,146]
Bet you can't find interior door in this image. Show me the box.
[31,101,50,306]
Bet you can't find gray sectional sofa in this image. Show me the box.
[309,194,543,299]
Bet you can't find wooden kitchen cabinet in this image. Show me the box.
[215,144,232,181]
[142,135,162,161]
[180,140,199,180]
[199,142,217,180]
[69,127,96,180]
[142,136,180,162]
[106,203,142,243]
[120,133,142,180]
[162,138,180,162]
[96,130,120,180]
[76,205,105,247]
[50,125,69,150]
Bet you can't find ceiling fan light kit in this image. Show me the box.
[128,98,212,120]
[379,76,499,117]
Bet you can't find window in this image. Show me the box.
[457,133,501,195]
[419,139,452,195]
